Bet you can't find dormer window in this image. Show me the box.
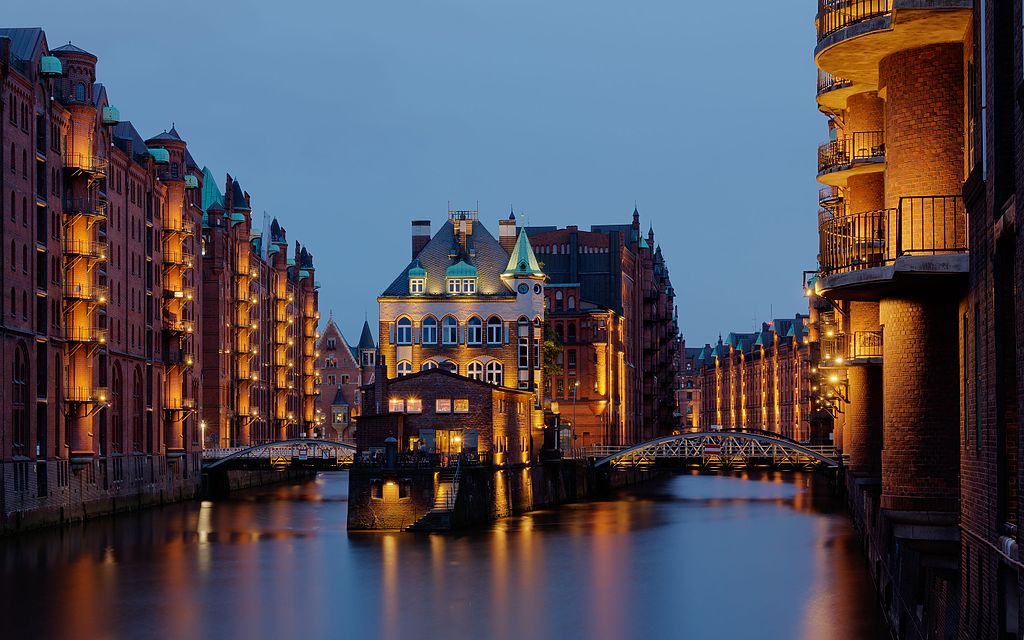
[463,278,476,294]
[410,278,425,294]
[445,260,477,295]
[448,278,462,294]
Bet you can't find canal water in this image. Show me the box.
[1,471,888,640]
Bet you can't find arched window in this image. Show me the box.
[74,82,85,102]
[567,323,577,343]
[555,290,563,310]
[467,316,482,345]
[397,360,412,377]
[396,317,412,345]
[487,317,503,345]
[567,295,576,310]
[440,360,458,374]
[442,316,458,345]
[485,361,504,386]
[12,343,28,455]
[132,368,144,452]
[421,316,438,345]
[467,361,484,381]
[111,365,123,453]
[421,360,438,371]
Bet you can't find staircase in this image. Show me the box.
[405,461,461,532]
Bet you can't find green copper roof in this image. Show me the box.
[40,55,62,76]
[408,259,426,278]
[148,147,170,164]
[201,167,224,212]
[299,269,311,279]
[101,106,120,125]
[184,174,199,189]
[446,260,477,278]
[229,212,246,225]
[639,237,650,249]
[502,229,544,279]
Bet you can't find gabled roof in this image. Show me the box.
[380,219,515,298]
[0,28,44,63]
[502,229,544,279]
[112,121,150,165]
[231,179,250,211]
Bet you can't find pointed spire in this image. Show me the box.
[509,206,516,221]
[502,229,544,279]
[358,320,376,349]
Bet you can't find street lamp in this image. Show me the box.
[571,381,580,457]
[200,420,207,451]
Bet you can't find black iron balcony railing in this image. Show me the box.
[161,217,195,236]
[818,187,844,207]
[820,333,848,363]
[816,0,892,42]
[853,331,883,359]
[63,239,107,260]
[64,197,108,219]
[64,326,108,344]
[817,70,852,95]
[818,195,967,274]
[63,283,108,302]
[63,153,108,176]
[162,251,194,267]
[817,131,885,175]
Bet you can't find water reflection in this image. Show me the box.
[1,470,885,640]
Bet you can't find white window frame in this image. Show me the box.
[463,278,476,294]
[487,317,503,345]
[485,361,504,386]
[409,278,425,294]
[396,317,412,345]
[448,278,462,294]
[467,361,484,381]
[442,317,458,345]
[467,317,483,345]
[421,317,438,344]
[397,360,412,377]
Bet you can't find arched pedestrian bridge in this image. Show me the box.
[591,430,838,470]
[202,439,355,471]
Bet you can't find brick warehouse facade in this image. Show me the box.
[0,29,319,532]
[810,0,1024,637]
[315,316,376,441]
[526,208,680,447]
[693,316,831,444]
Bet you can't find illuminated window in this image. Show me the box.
[467,316,482,345]
[442,316,458,345]
[421,316,437,344]
[397,360,412,377]
[463,278,476,294]
[409,278,425,294]
[487,317,503,344]
[406,398,423,414]
[485,361,503,386]
[421,361,438,371]
[467,361,484,381]
[388,398,405,413]
[396,317,412,344]
[454,399,469,413]
[436,398,452,413]
[448,278,462,294]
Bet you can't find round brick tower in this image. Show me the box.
[876,42,964,513]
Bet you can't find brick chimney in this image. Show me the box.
[412,220,431,258]
[499,210,517,254]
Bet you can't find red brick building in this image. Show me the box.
[526,208,680,446]
[0,28,320,531]
[357,365,535,466]
[695,316,825,443]
[315,316,376,441]
[199,177,319,448]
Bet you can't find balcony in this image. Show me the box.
[816,70,857,111]
[63,239,107,260]
[820,330,883,364]
[162,287,194,301]
[64,326,108,344]
[816,0,891,44]
[163,319,194,335]
[64,386,109,404]
[63,283,107,303]
[63,153,108,177]
[164,398,196,411]
[64,197,108,220]
[852,330,883,359]
[163,251,194,268]
[161,217,195,236]
[817,131,884,185]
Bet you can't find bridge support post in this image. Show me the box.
[845,364,882,476]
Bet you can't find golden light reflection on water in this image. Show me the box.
[0,471,886,640]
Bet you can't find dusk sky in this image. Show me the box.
[9,0,821,347]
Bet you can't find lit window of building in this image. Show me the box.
[397,360,412,376]
[467,361,484,381]
[436,398,452,413]
[485,361,504,386]
[406,398,423,413]
[454,399,469,413]
[396,317,412,345]
[467,317,483,345]
[388,398,405,413]
[442,316,458,345]
[421,316,438,344]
